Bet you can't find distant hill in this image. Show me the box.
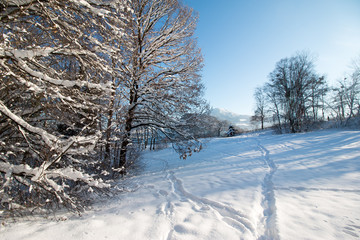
[210,108,252,130]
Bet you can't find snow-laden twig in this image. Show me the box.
[0,100,58,148]
[1,49,113,92]
[0,161,110,189]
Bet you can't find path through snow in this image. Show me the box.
[257,140,279,240]
[1,130,360,240]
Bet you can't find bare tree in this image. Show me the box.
[261,83,282,131]
[331,73,360,124]
[331,80,346,122]
[308,76,328,121]
[253,86,267,130]
[267,52,324,133]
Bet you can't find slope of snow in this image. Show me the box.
[1,130,360,240]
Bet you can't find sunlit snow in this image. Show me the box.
[1,130,360,240]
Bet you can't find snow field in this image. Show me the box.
[1,130,360,240]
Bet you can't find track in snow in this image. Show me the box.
[167,170,257,238]
[257,141,280,240]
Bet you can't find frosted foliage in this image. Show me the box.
[0,0,130,214]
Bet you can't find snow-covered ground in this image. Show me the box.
[1,130,360,240]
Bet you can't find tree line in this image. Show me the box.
[252,51,360,133]
[0,0,212,215]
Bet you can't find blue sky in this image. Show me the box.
[183,0,360,115]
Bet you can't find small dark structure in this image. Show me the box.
[227,125,235,137]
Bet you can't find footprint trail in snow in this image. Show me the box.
[257,140,280,240]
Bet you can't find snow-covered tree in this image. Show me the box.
[0,0,129,213]
[113,0,205,168]
[0,0,205,214]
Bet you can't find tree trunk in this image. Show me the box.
[118,109,134,168]
[105,58,117,167]
[151,137,156,150]
[117,87,137,169]
[289,118,296,133]
[105,91,115,166]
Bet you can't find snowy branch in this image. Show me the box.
[0,100,58,148]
